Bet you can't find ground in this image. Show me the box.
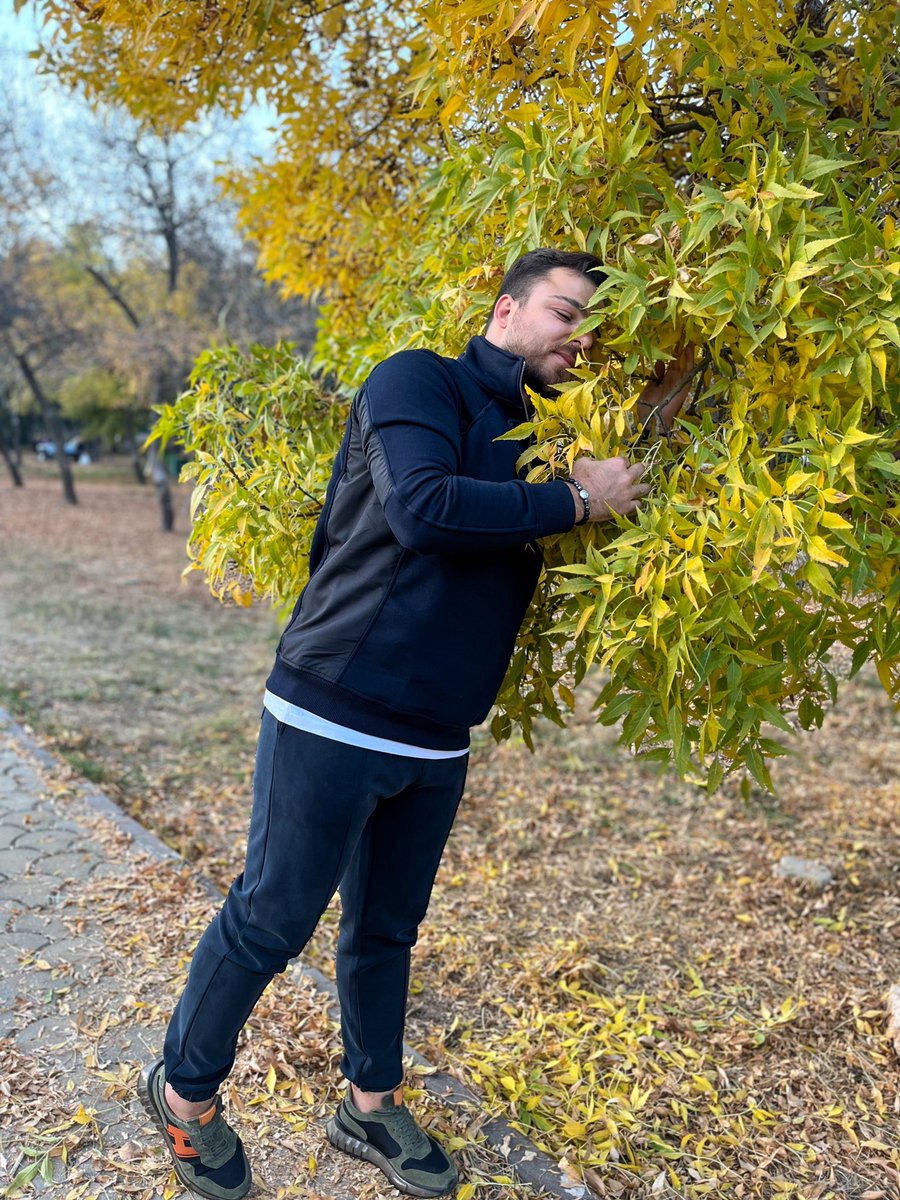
[1,463,898,1199]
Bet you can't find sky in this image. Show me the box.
[0,0,280,162]
[0,0,282,256]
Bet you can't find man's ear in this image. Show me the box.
[489,293,516,336]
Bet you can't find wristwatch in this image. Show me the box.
[568,477,590,525]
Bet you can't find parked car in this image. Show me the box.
[34,437,88,461]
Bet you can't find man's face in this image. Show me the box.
[488,267,598,397]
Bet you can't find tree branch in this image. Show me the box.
[84,266,142,328]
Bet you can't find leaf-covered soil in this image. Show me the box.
[1,469,898,1199]
[0,743,539,1200]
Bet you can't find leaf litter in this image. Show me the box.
[0,474,898,1199]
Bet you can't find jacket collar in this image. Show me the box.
[457,336,526,414]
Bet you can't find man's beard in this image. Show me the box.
[522,357,563,398]
[506,317,575,398]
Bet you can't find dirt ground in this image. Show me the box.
[1,466,898,1199]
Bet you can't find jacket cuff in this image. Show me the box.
[532,478,579,538]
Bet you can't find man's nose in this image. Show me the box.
[574,329,595,353]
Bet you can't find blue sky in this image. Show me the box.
[0,0,279,157]
[1,1,70,129]
[0,0,282,255]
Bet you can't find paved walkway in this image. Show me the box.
[0,712,358,1198]
[0,709,594,1200]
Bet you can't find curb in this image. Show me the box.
[0,706,600,1200]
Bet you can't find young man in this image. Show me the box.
[140,248,694,1199]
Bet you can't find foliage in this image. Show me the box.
[57,366,133,440]
[3,473,897,1198]
[152,342,347,606]
[33,0,900,789]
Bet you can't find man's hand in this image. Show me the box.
[635,345,696,435]
[568,455,651,522]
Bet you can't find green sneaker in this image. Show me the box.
[326,1089,458,1198]
[139,1059,251,1200]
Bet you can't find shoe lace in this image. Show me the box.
[192,1104,235,1163]
[385,1104,431,1158]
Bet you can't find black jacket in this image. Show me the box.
[266,335,577,749]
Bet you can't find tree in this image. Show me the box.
[0,379,25,487]
[1,54,317,517]
[70,119,318,522]
[0,238,83,505]
[36,0,900,789]
[0,86,82,503]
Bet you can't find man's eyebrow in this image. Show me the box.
[549,294,590,314]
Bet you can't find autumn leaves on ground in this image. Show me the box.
[1,469,898,1200]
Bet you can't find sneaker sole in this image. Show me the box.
[326,1116,456,1198]
[138,1061,252,1200]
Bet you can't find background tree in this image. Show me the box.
[1,59,317,516]
[0,377,25,487]
[34,0,900,789]
[0,85,82,503]
[0,240,83,505]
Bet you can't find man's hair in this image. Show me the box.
[486,248,605,329]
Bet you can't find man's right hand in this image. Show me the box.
[567,455,651,522]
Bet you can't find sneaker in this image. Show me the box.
[139,1058,252,1200]
[326,1089,458,1198]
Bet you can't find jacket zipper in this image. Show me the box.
[516,359,527,420]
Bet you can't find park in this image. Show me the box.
[1,2,898,1199]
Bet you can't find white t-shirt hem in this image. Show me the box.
[262,690,469,760]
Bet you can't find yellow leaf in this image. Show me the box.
[574,604,595,637]
[842,428,878,445]
[785,471,815,493]
[265,1064,277,1094]
[508,1,538,37]
[752,540,772,581]
[562,12,592,74]
[870,346,887,387]
[601,49,618,107]
[818,511,852,530]
[785,261,818,284]
[562,1119,588,1139]
[439,92,465,131]
[807,535,848,566]
[635,558,654,594]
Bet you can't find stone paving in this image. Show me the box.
[0,714,367,1199]
[0,710,594,1200]
[0,720,144,1196]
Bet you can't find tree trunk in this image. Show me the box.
[10,411,23,467]
[124,411,146,484]
[14,351,77,505]
[148,444,174,532]
[0,428,24,486]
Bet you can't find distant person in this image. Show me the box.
[140,248,694,1199]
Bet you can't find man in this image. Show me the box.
[140,248,694,1199]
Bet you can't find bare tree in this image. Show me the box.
[0,382,24,487]
[0,72,317,523]
[0,97,80,504]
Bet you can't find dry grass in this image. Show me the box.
[1,469,898,1199]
